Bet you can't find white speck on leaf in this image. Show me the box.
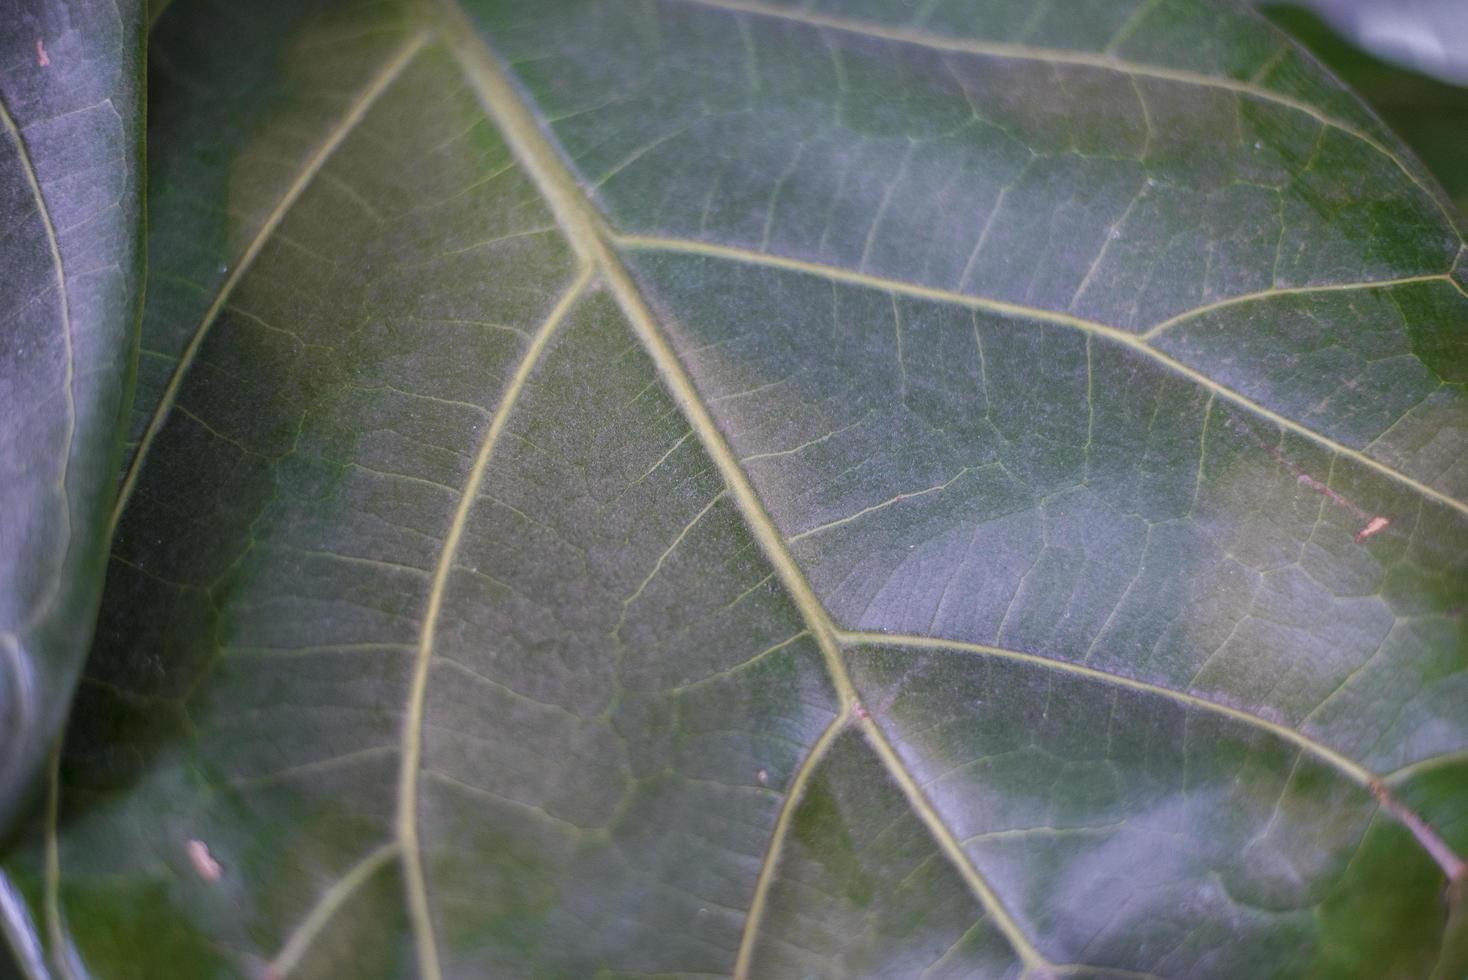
[186,839,223,882]
[35,39,49,67]
[1355,515,1390,544]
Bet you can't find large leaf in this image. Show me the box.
[0,2,144,830]
[7,0,1468,976]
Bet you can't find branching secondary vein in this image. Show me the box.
[667,0,1466,238]
[44,4,1456,975]
[1142,271,1462,340]
[617,234,1468,520]
[0,90,76,632]
[113,31,430,535]
[430,5,1054,971]
[844,629,1466,881]
[397,267,591,980]
[732,711,846,980]
[267,842,401,979]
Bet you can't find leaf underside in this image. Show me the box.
[0,0,144,831]
[4,0,1468,978]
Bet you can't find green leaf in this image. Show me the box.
[1264,3,1468,217]
[1264,0,1468,88]
[8,0,1468,976]
[0,2,144,829]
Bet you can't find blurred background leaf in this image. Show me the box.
[1271,0,1468,85]
[1264,2,1468,216]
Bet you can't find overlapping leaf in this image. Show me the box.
[0,0,144,833]
[3,0,1467,977]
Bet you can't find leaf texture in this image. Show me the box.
[0,0,144,830]
[5,0,1468,977]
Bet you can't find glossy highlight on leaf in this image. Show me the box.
[2,0,1467,977]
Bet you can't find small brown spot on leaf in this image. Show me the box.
[35,39,48,67]
[186,839,222,882]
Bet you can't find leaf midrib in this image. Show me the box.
[428,3,1056,973]
[433,7,1468,973]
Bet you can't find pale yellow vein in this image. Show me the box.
[396,267,591,980]
[0,92,76,632]
[669,0,1465,237]
[267,842,400,979]
[732,711,848,979]
[789,467,972,543]
[428,4,866,707]
[842,629,1466,881]
[429,5,1054,970]
[112,31,429,534]
[1143,272,1463,340]
[1383,747,1468,787]
[618,234,1468,520]
[858,714,1053,974]
[42,740,75,980]
[618,489,728,620]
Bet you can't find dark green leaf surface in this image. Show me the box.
[7,0,1468,977]
[0,1,144,829]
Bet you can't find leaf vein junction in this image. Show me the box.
[432,7,1054,972]
[843,629,1466,882]
[617,234,1468,519]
